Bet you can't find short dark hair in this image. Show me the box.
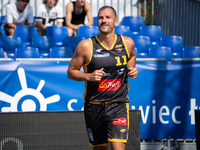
[98,6,117,18]
[18,0,30,3]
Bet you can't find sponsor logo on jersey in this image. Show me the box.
[117,68,125,75]
[115,45,123,48]
[96,49,103,53]
[113,117,127,125]
[98,78,121,91]
[120,129,127,133]
[94,53,110,58]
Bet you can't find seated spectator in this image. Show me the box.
[35,0,64,36]
[65,0,93,36]
[1,0,33,36]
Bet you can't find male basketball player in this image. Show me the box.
[67,6,138,150]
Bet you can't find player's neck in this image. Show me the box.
[98,32,116,49]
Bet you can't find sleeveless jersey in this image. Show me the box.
[83,35,130,103]
[71,2,86,25]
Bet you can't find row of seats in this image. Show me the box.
[0,46,73,58]
[133,35,185,58]
[0,35,83,58]
[1,44,199,60]
[135,46,200,61]
[0,19,199,59]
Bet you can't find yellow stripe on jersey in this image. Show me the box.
[83,38,93,100]
[95,34,117,50]
[121,35,130,59]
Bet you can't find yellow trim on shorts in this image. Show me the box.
[108,138,127,143]
[107,103,129,144]
[89,142,109,148]
[126,103,130,141]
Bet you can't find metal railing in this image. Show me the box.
[0,0,140,24]
[152,0,200,46]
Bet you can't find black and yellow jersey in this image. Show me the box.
[83,34,130,103]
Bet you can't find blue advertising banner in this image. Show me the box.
[0,60,200,139]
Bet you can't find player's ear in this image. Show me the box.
[115,18,118,26]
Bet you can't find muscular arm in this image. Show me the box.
[124,36,138,79]
[85,2,93,26]
[67,39,105,81]
[65,2,78,30]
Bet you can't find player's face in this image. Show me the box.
[98,8,118,34]
[17,0,29,10]
[76,0,85,7]
[47,0,56,9]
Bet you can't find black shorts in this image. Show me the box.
[3,24,12,35]
[84,102,129,147]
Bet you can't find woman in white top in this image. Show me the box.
[35,0,64,35]
[1,0,33,36]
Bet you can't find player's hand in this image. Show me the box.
[127,68,138,79]
[89,68,105,82]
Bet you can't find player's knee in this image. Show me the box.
[67,28,73,36]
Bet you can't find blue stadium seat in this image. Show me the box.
[32,36,55,58]
[0,47,5,58]
[160,36,184,58]
[15,47,40,58]
[14,25,39,47]
[0,36,23,58]
[182,46,200,58]
[46,25,69,46]
[140,25,163,47]
[121,16,144,37]
[0,26,6,36]
[0,16,5,26]
[149,46,172,61]
[77,26,100,39]
[50,47,74,58]
[132,36,151,58]
[63,36,85,53]
[115,25,132,38]
[134,47,139,57]
[93,16,98,26]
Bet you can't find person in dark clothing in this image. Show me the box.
[65,0,93,36]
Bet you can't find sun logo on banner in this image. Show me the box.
[0,67,60,112]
